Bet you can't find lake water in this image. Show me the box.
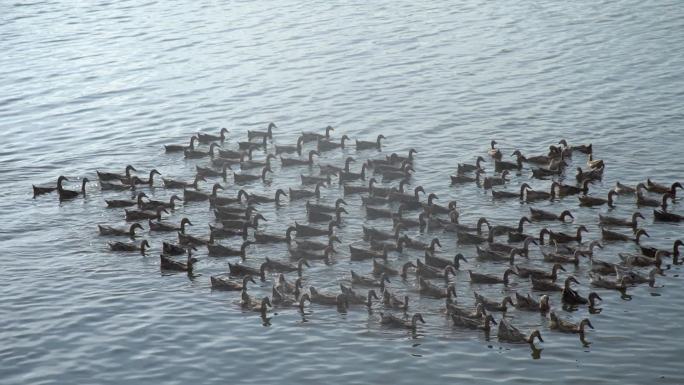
[2,0,684,384]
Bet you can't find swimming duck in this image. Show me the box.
[281,150,320,168]
[275,274,302,295]
[33,176,65,197]
[416,261,456,282]
[455,229,488,245]
[240,292,272,315]
[601,228,649,244]
[452,314,497,333]
[340,285,378,308]
[637,190,671,209]
[488,140,502,160]
[237,135,269,151]
[419,278,457,298]
[541,249,582,266]
[530,166,562,180]
[178,228,212,247]
[490,184,526,200]
[489,216,531,237]
[586,153,604,169]
[561,276,589,304]
[125,207,167,221]
[220,213,266,231]
[613,181,637,194]
[240,153,276,170]
[294,235,341,252]
[473,292,514,313]
[57,176,89,200]
[184,143,219,159]
[401,236,441,252]
[654,208,684,222]
[212,205,257,221]
[350,244,388,261]
[100,177,142,191]
[105,192,148,209]
[339,162,368,183]
[306,199,347,214]
[379,312,425,330]
[343,177,374,195]
[97,165,136,182]
[540,226,588,244]
[230,262,267,283]
[351,270,390,290]
[207,239,254,259]
[530,275,563,292]
[589,273,628,291]
[263,258,309,277]
[617,266,662,287]
[183,183,223,202]
[245,189,287,205]
[380,165,414,183]
[163,174,206,190]
[165,136,197,153]
[122,169,160,186]
[392,211,426,230]
[211,275,255,291]
[308,207,347,224]
[450,170,483,185]
[482,170,510,190]
[289,246,334,263]
[549,312,594,339]
[270,286,304,307]
[140,195,182,212]
[446,302,487,320]
[516,263,566,282]
[98,223,144,238]
[579,190,618,208]
[422,195,456,215]
[294,221,337,237]
[197,128,228,144]
[308,287,348,311]
[289,182,323,201]
[319,156,355,176]
[373,260,416,279]
[469,269,518,285]
[301,125,334,142]
[586,253,618,275]
[576,166,604,183]
[559,139,592,154]
[497,319,543,345]
[382,290,409,311]
[646,179,682,197]
[529,208,574,222]
[619,250,664,268]
[369,235,403,253]
[458,156,486,174]
[356,134,386,151]
[362,223,404,241]
[475,247,524,264]
[253,226,295,244]
[318,135,350,152]
[196,165,229,182]
[494,153,523,172]
[599,211,644,229]
[160,249,198,272]
[247,122,276,141]
[640,239,683,259]
[514,293,550,313]
[149,217,192,233]
[389,149,418,164]
[511,150,551,165]
[108,239,150,255]
[521,183,555,202]
[388,186,425,204]
[275,136,304,156]
[301,174,331,186]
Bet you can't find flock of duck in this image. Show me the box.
[33,124,683,351]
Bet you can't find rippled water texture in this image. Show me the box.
[2,0,684,384]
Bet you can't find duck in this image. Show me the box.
[473,292,514,313]
[343,177,375,195]
[340,285,378,308]
[294,235,341,251]
[455,229,488,245]
[541,249,582,266]
[560,276,589,304]
[289,246,334,263]
[97,165,136,181]
[422,195,456,215]
[306,198,347,214]
[197,128,228,144]
[184,143,219,159]
[646,179,683,197]
[263,258,309,277]
[105,192,148,208]
[295,221,337,237]
[276,274,302,295]
[240,153,276,170]
[587,254,619,275]
[452,314,497,333]
[579,190,618,207]
[549,312,594,339]
[237,135,269,151]
[270,286,304,307]
[100,177,142,191]
[211,190,250,207]
[388,186,425,204]
[576,166,604,183]
[365,204,399,220]
[450,170,483,185]
[599,211,644,228]
[589,273,628,291]
[469,268,517,285]
[356,134,386,151]
[559,139,592,154]
[511,149,552,165]
[108,239,150,255]
[247,122,276,141]
[617,266,663,287]
[351,270,390,290]
[183,183,223,202]
[516,263,566,281]
[401,236,441,252]
[289,182,323,201]
[125,207,167,221]
[475,247,524,264]
[540,225,588,244]
[381,164,414,183]
[178,229,212,247]
[372,260,416,279]
[619,250,664,268]
[491,184,526,200]
[382,290,409,310]
[349,244,388,261]
[530,166,562,180]
[458,156,486,174]
[418,277,457,298]
[308,287,348,310]
[163,174,206,190]
[207,239,254,259]
[497,319,544,345]
[369,236,403,253]
[379,312,425,330]
[637,190,671,209]
[212,204,258,221]
[140,194,182,211]
[57,176,89,200]
[613,181,637,194]
[98,222,144,238]
[446,302,487,320]
[275,136,304,156]
[521,183,555,202]
[601,228,649,244]
[494,153,523,172]
[362,224,404,241]
[425,251,468,270]
[654,208,684,222]
[160,249,198,272]
[161,240,194,255]
[390,149,418,164]
[240,292,272,315]
[164,136,197,153]
[211,275,255,291]
[308,207,347,224]
[123,169,160,186]
[229,262,267,281]
[416,260,456,280]
[33,176,65,197]
[392,211,426,231]
[318,135,350,152]
[640,239,683,259]
[196,165,229,181]
[301,125,334,142]
[245,189,287,205]
[529,208,574,222]
[319,156,355,176]
[488,140,502,160]
[281,150,320,167]
[489,216,531,237]
[339,161,369,183]
[514,293,550,313]
[301,174,331,186]
[482,170,510,189]
[149,217,192,233]
[551,181,585,199]
[209,222,252,240]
